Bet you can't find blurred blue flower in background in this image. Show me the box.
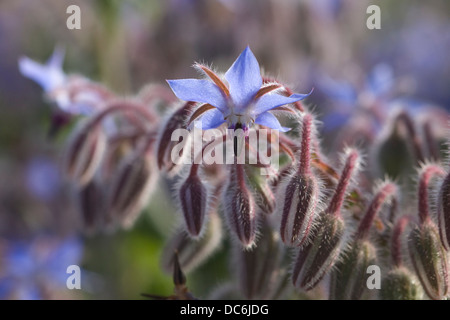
[0,236,83,300]
[319,63,394,132]
[25,157,61,202]
[19,46,66,93]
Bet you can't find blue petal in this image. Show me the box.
[194,108,226,130]
[225,46,262,111]
[47,46,65,68]
[167,79,228,113]
[254,91,311,115]
[19,54,66,92]
[255,112,290,132]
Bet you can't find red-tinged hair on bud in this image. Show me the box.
[223,164,257,249]
[408,163,449,300]
[329,239,377,300]
[416,163,445,225]
[437,171,450,251]
[408,222,449,300]
[329,180,398,300]
[326,148,362,216]
[62,119,106,187]
[161,211,223,275]
[379,215,424,300]
[177,163,209,238]
[277,112,322,247]
[355,180,398,241]
[106,140,157,228]
[156,101,196,174]
[292,148,361,291]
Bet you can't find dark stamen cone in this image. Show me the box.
[438,172,450,251]
[178,164,208,237]
[107,146,156,228]
[223,164,257,248]
[63,120,106,186]
[161,211,223,274]
[408,222,449,300]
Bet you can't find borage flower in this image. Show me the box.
[19,46,113,117]
[167,46,311,132]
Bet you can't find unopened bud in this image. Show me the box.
[329,240,377,300]
[278,113,321,247]
[75,180,105,233]
[223,164,257,248]
[292,149,361,290]
[374,110,423,178]
[161,211,223,274]
[438,172,450,251]
[233,218,285,299]
[157,101,195,173]
[278,173,320,247]
[63,120,106,186]
[292,213,345,290]
[408,222,449,300]
[107,145,156,228]
[380,267,423,300]
[178,165,208,237]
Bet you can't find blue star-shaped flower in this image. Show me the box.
[19,46,66,93]
[167,46,311,132]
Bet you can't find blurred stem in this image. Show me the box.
[94,0,131,93]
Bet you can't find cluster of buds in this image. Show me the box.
[22,46,450,300]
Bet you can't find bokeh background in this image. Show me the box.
[1,0,450,299]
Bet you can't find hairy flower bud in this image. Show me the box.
[438,172,450,251]
[63,120,106,186]
[223,164,257,248]
[107,144,156,228]
[380,267,423,300]
[329,240,377,300]
[374,110,423,178]
[161,211,223,274]
[233,218,285,299]
[157,101,195,173]
[292,148,361,290]
[178,164,208,237]
[408,222,449,300]
[278,114,321,247]
[278,173,319,247]
[292,213,345,290]
[330,181,397,300]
